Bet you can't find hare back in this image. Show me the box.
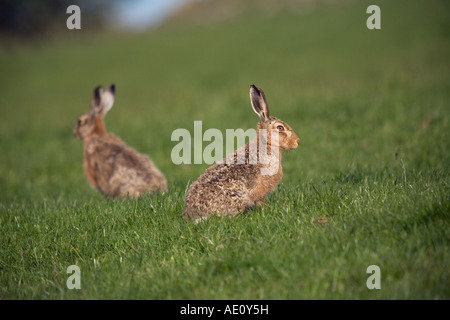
[183,161,261,219]
[84,134,167,197]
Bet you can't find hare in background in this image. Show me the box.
[74,84,167,198]
[183,85,300,221]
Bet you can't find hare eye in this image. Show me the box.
[276,125,284,131]
[78,119,83,126]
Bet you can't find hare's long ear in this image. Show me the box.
[91,85,103,111]
[250,85,270,123]
[91,84,115,115]
[101,84,115,114]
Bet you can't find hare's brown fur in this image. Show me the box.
[183,85,300,221]
[74,84,167,198]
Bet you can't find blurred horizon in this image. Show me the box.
[109,0,196,30]
[0,0,334,39]
[0,0,198,39]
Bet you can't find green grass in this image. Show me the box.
[0,0,449,299]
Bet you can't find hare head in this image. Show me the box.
[250,85,300,150]
[74,84,115,140]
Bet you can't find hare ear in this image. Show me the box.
[101,84,115,114]
[250,85,270,122]
[91,86,103,111]
[90,84,115,115]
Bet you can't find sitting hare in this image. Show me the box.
[74,84,167,198]
[183,85,300,221]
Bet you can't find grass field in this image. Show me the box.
[0,0,449,299]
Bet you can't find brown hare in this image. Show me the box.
[74,84,167,198]
[183,85,300,221]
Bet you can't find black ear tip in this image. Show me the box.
[109,84,116,94]
[250,84,259,94]
[93,85,102,98]
[250,84,263,95]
